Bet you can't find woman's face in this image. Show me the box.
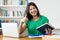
[29,5,38,16]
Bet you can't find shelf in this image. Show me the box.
[0,5,26,8]
[0,16,24,19]
[0,5,26,10]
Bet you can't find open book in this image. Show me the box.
[36,23,54,34]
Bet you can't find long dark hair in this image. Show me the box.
[25,2,40,20]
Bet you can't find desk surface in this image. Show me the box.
[0,35,60,40]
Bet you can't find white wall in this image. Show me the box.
[29,0,60,29]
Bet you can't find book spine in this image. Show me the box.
[22,0,25,5]
[6,0,8,5]
[1,20,6,23]
[11,20,15,23]
[0,20,1,28]
[3,0,8,5]
[8,10,13,17]
[12,0,19,5]
[21,0,28,5]
[7,0,12,5]
[2,10,5,16]
[21,0,23,5]
[3,0,6,5]
[21,10,25,16]
[19,0,22,5]
[12,11,15,16]
[19,11,22,16]
[0,8,2,16]
[25,0,28,5]
[4,10,9,16]
[14,11,17,17]
[17,11,20,16]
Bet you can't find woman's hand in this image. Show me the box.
[45,28,52,35]
[19,16,28,34]
[20,16,28,23]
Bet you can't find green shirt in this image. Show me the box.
[26,15,49,35]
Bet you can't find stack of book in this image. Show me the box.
[2,0,28,5]
[1,9,24,17]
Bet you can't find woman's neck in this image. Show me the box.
[32,15,39,21]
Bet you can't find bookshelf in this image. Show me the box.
[0,0,28,29]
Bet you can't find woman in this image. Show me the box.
[19,2,52,35]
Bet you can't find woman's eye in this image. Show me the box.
[33,7,35,9]
[29,9,32,11]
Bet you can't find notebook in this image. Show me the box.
[36,23,54,34]
[1,23,20,38]
[28,34,44,38]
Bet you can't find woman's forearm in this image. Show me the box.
[18,16,28,34]
[18,22,24,34]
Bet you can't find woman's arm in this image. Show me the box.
[18,22,26,34]
[18,16,28,34]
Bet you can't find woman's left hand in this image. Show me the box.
[45,28,52,35]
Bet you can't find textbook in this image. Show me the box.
[36,23,54,34]
[43,35,60,38]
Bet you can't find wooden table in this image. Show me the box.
[0,35,42,40]
[0,35,60,40]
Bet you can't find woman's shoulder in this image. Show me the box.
[40,15,49,21]
[40,15,49,23]
[40,15,48,19]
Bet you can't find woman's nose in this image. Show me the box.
[31,9,34,12]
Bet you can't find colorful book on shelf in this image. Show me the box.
[1,20,6,23]
[0,8,3,16]
[12,10,19,17]
[12,0,19,5]
[12,11,15,17]
[23,0,28,5]
[7,0,12,5]
[0,20,1,28]
[17,11,20,16]
[21,10,25,16]
[8,10,13,17]
[19,0,22,5]
[14,11,17,17]
[2,10,5,16]
[3,0,5,5]
[11,20,15,23]
[3,0,28,5]
[19,0,28,5]
[3,0,8,5]
[24,0,28,5]
[19,11,22,16]
[4,10,9,16]
[12,11,15,16]
[17,11,22,16]
[22,0,25,5]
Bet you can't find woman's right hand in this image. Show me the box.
[19,16,28,34]
[20,16,28,23]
